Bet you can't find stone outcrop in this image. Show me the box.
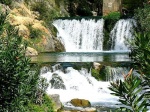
[7,2,65,53]
[93,62,102,71]
[26,46,38,56]
[70,98,91,107]
[103,0,122,16]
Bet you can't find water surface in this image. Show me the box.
[31,51,131,63]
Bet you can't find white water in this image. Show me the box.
[110,19,136,50]
[53,18,136,52]
[53,19,104,52]
[41,64,119,107]
[105,66,129,81]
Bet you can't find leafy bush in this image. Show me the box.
[0,23,39,111]
[28,94,54,112]
[134,4,150,32]
[0,11,40,112]
[31,1,60,27]
[109,69,149,112]
[130,32,150,75]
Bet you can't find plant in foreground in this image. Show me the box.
[109,69,149,112]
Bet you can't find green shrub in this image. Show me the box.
[28,94,54,112]
[91,68,101,80]
[0,0,12,5]
[31,1,60,27]
[109,72,149,112]
[134,4,150,32]
[130,32,150,75]
[0,11,39,111]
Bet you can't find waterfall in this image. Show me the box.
[110,19,136,50]
[53,18,136,52]
[53,19,104,52]
[40,64,119,106]
[105,66,129,81]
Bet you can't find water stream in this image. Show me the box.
[37,18,137,111]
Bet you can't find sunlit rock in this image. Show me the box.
[26,46,38,56]
[70,98,91,107]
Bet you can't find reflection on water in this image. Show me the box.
[31,51,131,63]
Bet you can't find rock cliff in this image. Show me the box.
[1,1,67,55]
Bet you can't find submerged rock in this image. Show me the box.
[70,98,91,107]
[50,73,66,89]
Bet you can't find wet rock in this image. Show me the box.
[50,73,66,89]
[50,94,62,112]
[70,98,91,107]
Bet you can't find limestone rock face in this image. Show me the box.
[70,98,91,107]
[7,2,65,52]
[26,46,38,56]
[0,3,10,14]
[103,0,122,16]
[50,94,62,112]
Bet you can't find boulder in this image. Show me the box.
[50,94,62,112]
[70,98,91,107]
[26,46,38,56]
[93,62,102,71]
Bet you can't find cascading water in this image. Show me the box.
[40,64,120,109]
[53,19,104,52]
[110,19,136,50]
[105,66,130,81]
[53,18,136,52]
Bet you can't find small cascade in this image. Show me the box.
[105,66,129,81]
[53,19,104,52]
[110,19,136,50]
[40,64,120,106]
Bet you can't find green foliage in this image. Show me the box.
[103,12,121,50]
[130,32,150,75]
[31,1,60,27]
[27,24,44,39]
[134,4,150,32]
[109,75,149,112]
[67,0,102,16]
[28,94,54,112]
[91,68,101,80]
[103,12,121,20]
[0,22,39,111]
[0,0,12,5]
